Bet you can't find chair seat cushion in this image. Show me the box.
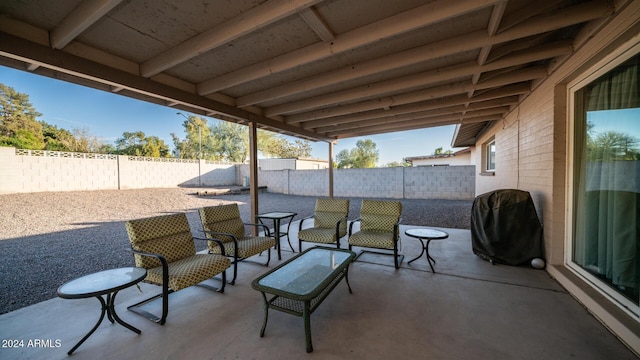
[298,227,342,244]
[348,230,395,249]
[209,236,275,259]
[146,254,231,291]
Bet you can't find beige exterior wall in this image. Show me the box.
[467,2,640,354]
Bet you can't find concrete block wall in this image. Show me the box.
[334,167,404,198]
[403,166,475,200]
[0,148,119,193]
[289,169,329,196]
[201,161,239,186]
[258,170,289,193]
[0,147,238,193]
[1,147,474,199]
[242,164,475,200]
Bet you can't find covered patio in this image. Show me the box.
[1,0,639,357]
[0,225,635,360]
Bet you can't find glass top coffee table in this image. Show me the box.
[251,246,356,353]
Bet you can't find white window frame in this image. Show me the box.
[565,39,640,318]
[482,137,496,174]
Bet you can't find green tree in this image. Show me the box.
[115,131,170,157]
[261,137,312,158]
[336,139,379,168]
[72,128,104,153]
[0,83,44,149]
[172,115,212,159]
[173,116,314,162]
[41,122,75,151]
[210,121,246,162]
[432,147,452,155]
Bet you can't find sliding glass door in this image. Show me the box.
[570,49,640,315]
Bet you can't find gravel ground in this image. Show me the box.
[0,188,472,315]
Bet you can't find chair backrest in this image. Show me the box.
[360,199,402,233]
[199,204,245,243]
[125,212,196,269]
[314,198,350,233]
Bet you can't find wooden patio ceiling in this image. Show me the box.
[0,0,616,146]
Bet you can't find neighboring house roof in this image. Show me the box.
[404,148,470,163]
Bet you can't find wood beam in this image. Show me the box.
[286,81,531,124]
[309,96,518,132]
[266,40,568,117]
[236,0,606,107]
[197,0,499,94]
[319,106,511,134]
[469,0,507,97]
[50,0,123,49]
[298,7,334,41]
[140,0,322,77]
[329,112,503,139]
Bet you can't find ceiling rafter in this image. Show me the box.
[265,41,570,117]
[298,7,334,41]
[468,0,508,98]
[236,1,607,108]
[314,104,514,134]
[197,0,500,95]
[326,111,505,139]
[50,0,123,49]
[285,80,532,125]
[140,0,323,78]
[301,92,523,130]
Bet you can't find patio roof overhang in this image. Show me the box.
[0,0,614,144]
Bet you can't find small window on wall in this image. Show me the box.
[481,138,495,175]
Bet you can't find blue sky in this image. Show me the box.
[1,66,461,165]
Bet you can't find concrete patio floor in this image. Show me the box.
[0,224,636,360]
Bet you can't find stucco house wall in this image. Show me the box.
[466,2,640,354]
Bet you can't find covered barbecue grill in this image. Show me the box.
[471,189,543,265]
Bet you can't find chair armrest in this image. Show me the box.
[298,215,315,231]
[243,223,272,237]
[335,216,348,232]
[348,218,361,236]
[194,236,227,256]
[129,248,169,286]
[393,217,403,242]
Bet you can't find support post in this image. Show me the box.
[249,122,259,231]
[328,141,334,198]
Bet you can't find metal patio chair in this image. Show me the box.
[298,198,350,250]
[348,199,404,269]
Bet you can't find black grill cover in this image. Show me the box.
[471,189,543,265]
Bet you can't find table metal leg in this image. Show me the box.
[407,238,426,264]
[274,219,282,260]
[108,291,141,334]
[283,216,296,253]
[303,301,313,353]
[425,239,436,273]
[67,296,108,355]
[259,292,269,337]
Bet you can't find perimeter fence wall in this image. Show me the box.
[1,147,475,199]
